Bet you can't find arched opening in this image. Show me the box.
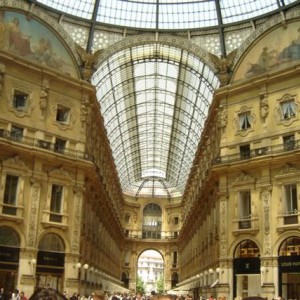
[137,249,164,295]
[122,271,129,289]
[0,226,20,296]
[233,239,261,299]
[142,203,162,239]
[278,236,300,299]
[36,233,65,291]
[171,272,179,289]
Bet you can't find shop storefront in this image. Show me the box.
[0,227,20,298]
[233,240,261,299]
[36,233,65,291]
[278,236,300,300]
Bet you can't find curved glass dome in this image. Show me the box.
[35,0,298,30]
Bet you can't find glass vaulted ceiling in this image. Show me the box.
[33,0,299,197]
[35,0,297,30]
[92,44,219,197]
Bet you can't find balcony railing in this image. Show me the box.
[0,129,91,160]
[41,210,68,229]
[232,215,259,236]
[125,229,179,240]
[213,140,300,165]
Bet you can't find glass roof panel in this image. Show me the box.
[96,0,157,29]
[37,0,95,19]
[36,0,298,30]
[92,43,219,197]
[220,0,280,24]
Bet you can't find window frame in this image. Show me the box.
[239,111,251,130]
[56,106,70,124]
[240,144,251,159]
[54,138,66,153]
[284,183,298,215]
[283,134,295,151]
[2,174,19,215]
[13,90,28,110]
[10,125,24,141]
[50,184,63,214]
[3,174,19,206]
[281,99,296,120]
[239,190,251,219]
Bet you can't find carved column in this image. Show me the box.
[18,179,41,296]
[72,186,84,253]
[260,186,275,298]
[27,179,41,248]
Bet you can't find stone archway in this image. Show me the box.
[137,249,164,295]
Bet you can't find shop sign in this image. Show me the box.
[0,246,19,262]
[37,251,64,267]
[234,257,260,274]
[279,256,300,272]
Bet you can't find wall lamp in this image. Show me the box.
[209,268,214,274]
[216,267,224,274]
[29,258,36,265]
[29,258,36,275]
[76,262,82,269]
[260,266,268,274]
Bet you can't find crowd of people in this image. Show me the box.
[0,288,193,300]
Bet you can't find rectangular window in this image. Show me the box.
[174,216,179,224]
[125,214,130,223]
[239,112,251,130]
[281,100,296,119]
[3,175,18,215]
[50,184,63,222]
[54,138,66,153]
[56,106,70,123]
[283,135,295,151]
[173,251,177,265]
[11,126,23,141]
[239,190,251,229]
[285,184,298,214]
[13,91,28,110]
[240,144,251,159]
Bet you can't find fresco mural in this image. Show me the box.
[0,10,78,78]
[233,21,300,82]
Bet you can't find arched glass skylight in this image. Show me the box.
[92,43,219,197]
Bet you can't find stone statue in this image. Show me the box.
[209,49,237,86]
[75,44,103,80]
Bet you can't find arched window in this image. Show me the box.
[233,240,261,299]
[0,226,20,247]
[235,239,260,258]
[279,236,300,256]
[36,233,65,290]
[142,203,162,239]
[121,271,129,289]
[38,233,65,252]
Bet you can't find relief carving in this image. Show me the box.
[27,180,41,247]
[72,188,83,252]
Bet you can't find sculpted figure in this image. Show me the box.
[75,44,103,80]
[209,49,237,86]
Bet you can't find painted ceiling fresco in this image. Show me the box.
[0,10,78,78]
[233,21,300,82]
